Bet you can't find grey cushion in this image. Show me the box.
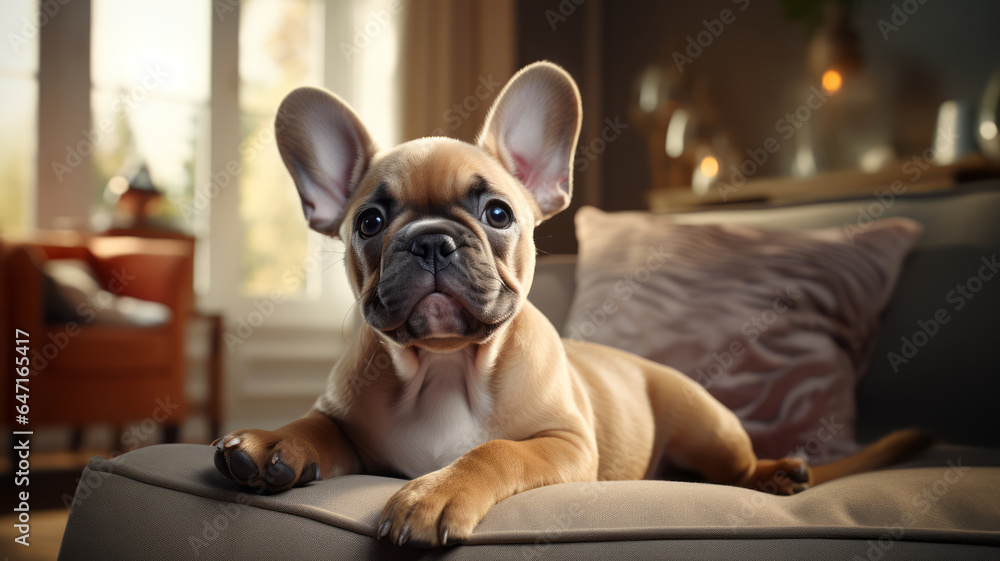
[59,443,1000,560]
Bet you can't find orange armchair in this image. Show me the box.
[2,233,193,439]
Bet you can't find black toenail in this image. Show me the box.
[791,464,810,483]
[214,446,232,478]
[229,449,259,481]
[297,462,320,485]
[264,459,296,487]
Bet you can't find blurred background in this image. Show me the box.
[2,0,1000,554]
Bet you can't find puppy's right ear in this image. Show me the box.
[478,62,582,221]
[275,87,378,236]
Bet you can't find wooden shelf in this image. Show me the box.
[648,154,1000,213]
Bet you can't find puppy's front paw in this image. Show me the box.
[377,472,490,548]
[213,429,322,493]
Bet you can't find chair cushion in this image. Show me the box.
[59,443,1000,560]
[42,258,172,327]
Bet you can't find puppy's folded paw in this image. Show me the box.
[213,429,322,493]
[763,457,812,495]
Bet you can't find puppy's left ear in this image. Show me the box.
[478,62,582,221]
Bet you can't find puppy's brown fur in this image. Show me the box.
[214,62,931,548]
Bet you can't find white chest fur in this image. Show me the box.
[378,348,493,478]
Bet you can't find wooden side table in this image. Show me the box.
[191,311,224,441]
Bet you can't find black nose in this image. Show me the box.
[410,233,457,273]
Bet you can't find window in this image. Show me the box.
[9,0,400,330]
[90,0,211,231]
[0,0,38,235]
[238,0,323,297]
[236,0,402,303]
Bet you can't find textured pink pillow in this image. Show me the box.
[565,206,922,463]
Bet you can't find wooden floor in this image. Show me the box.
[0,509,69,560]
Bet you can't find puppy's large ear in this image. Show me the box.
[478,62,583,220]
[275,87,378,235]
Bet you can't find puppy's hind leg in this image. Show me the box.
[673,427,811,496]
[645,367,810,495]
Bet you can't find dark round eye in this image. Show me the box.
[482,203,512,229]
[355,208,385,238]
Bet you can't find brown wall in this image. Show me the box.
[518,0,1000,254]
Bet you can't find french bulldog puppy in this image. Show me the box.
[214,61,930,547]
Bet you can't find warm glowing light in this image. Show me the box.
[700,156,719,178]
[822,69,842,93]
[108,175,129,195]
[981,121,998,141]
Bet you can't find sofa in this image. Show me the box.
[58,182,1000,559]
